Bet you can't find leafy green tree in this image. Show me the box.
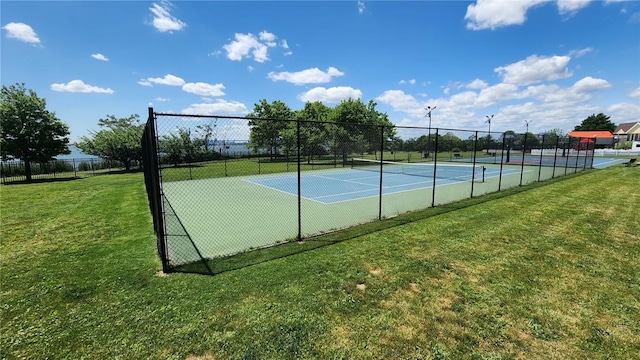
[541,128,565,147]
[195,122,216,152]
[293,101,332,163]
[330,99,395,161]
[0,83,70,181]
[574,113,616,132]
[247,99,292,159]
[439,132,463,152]
[159,127,201,166]
[76,114,144,170]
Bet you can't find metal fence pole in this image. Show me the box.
[519,133,528,186]
[378,125,384,220]
[498,134,506,191]
[552,136,559,178]
[431,128,439,207]
[471,131,478,198]
[537,134,545,182]
[297,118,302,241]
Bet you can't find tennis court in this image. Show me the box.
[161,162,525,264]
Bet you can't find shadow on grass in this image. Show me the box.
[173,171,590,276]
[1,176,82,185]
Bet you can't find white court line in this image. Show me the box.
[242,178,328,205]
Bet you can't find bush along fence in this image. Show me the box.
[141,108,597,274]
[0,158,134,184]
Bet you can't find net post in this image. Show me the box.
[430,128,439,207]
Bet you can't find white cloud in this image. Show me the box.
[138,80,152,87]
[146,74,185,86]
[91,53,108,61]
[399,79,417,85]
[154,97,170,102]
[358,0,366,14]
[466,78,489,90]
[2,22,40,44]
[259,30,277,46]
[149,0,186,33]
[569,47,594,58]
[465,0,546,30]
[281,39,292,56]
[268,67,344,85]
[629,87,640,99]
[51,80,114,94]
[223,31,287,63]
[495,55,572,85]
[298,86,362,103]
[182,82,225,97]
[476,83,526,106]
[607,102,640,123]
[182,99,248,115]
[557,0,592,14]
[571,76,611,93]
[247,65,254,72]
[376,90,425,117]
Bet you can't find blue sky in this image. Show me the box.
[2,0,639,142]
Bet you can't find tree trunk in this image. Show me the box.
[24,160,32,182]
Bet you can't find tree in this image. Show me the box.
[76,114,144,171]
[541,128,565,147]
[247,99,292,159]
[0,83,70,182]
[293,101,332,163]
[330,99,395,161]
[159,127,201,166]
[574,113,616,132]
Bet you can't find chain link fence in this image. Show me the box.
[141,109,596,274]
[1,158,133,184]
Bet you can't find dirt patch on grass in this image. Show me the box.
[356,283,366,291]
[185,353,216,360]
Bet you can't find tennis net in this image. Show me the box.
[351,158,485,181]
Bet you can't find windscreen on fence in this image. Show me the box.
[141,108,598,273]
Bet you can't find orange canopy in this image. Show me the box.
[567,131,613,138]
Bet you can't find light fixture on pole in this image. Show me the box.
[425,105,436,158]
[524,119,532,133]
[485,114,494,154]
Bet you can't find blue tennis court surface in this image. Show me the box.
[245,166,517,204]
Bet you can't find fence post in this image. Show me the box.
[297,118,302,241]
[498,134,506,191]
[471,131,478,198]
[519,133,527,186]
[431,128,439,207]
[378,125,384,220]
[537,134,545,182]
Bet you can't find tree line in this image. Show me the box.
[0,82,620,182]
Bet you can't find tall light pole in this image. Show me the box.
[485,114,494,154]
[524,120,533,156]
[425,105,436,158]
[524,119,532,133]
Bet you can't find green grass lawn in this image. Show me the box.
[1,166,639,359]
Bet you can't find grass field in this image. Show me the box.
[1,165,639,359]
